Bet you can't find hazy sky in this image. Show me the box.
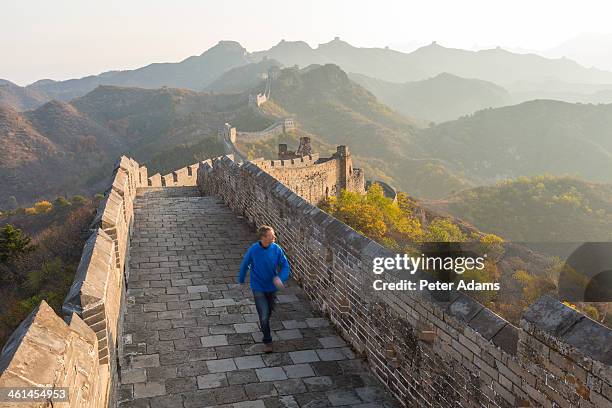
[2,0,612,85]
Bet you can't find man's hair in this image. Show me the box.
[257,225,274,239]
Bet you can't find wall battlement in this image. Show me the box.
[0,155,146,407]
[236,117,296,140]
[0,152,610,407]
[197,154,612,408]
[252,143,366,205]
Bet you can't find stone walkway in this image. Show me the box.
[118,187,399,408]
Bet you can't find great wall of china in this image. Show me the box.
[0,69,610,408]
[0,137,611,407]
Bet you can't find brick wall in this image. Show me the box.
[198,155,612,408]
[147,162,200,187]
[251,146,366,205]
[1,152,610,408]
[0,155,146,408]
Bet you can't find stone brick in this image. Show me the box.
[256,367,288,382]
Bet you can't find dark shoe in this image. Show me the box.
[263,343,273,353]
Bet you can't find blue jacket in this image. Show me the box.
[238,241,290,292]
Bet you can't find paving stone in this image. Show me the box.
[146,366,178,382]
[277,294,299,303]
[160,351,189,365]
[228,333,256,345]
[165,376,197,393]
[220,314,247,324]
[144,302,167,312]
[306,318,329,328]
[316,348,347,361]
[214,298,237,307]
[133,382,166,398]
[187,285,208,293]
[295,391,332,408]
[233,401,266,408]
[311,361,342,376]
[228,369,259,385]
[201,334,229,347]
[263,352,294,367]
[283,364,315,379]
[150,394,183,408]
[326,389,362,406]
[235,322,261,333]
[121,368,146,384]
[159,328,185,340]
[274,379,307,395]
[289,350,320,364]
[282,320,308,329]
[331,374,364,389]
[278,395,300,408]
[207,358,238,373]
[235,355,266,369]
[318,336,347,348]
[276,329,303,340]
[216,345,246,359]
[177,360,210,377]
[174,337,203,351]
[183,390,216,407]
[188,348,217,361]
[213,385,248,404]
[256,367,288,381]
[184,327,209,338]
[197,372,228,389]
[131,354,160,369]
[210,325,238,335]
[158,310,183,320]
[119,398,150,408]
[303,376,334,392]
[244,382,279,399]
[355,387,386,402]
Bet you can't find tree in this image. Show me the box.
[424,218,466,242]
[34,200,53,214]
[71,195,86,206]
[54,196,71,208]
[0,224,33,263]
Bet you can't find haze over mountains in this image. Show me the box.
[3,37,612,244]
[543,33,612,72]
[4,37,612,119]
[349,72,513,123]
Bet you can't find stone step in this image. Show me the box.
[136,186,201,199]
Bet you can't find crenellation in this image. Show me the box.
[0,301,105,408]
[251,140,365,205]
[0,155,146,408]
[1,151,611,407]
[197,153,612,408]
[148,173,162,187]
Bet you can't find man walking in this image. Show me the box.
[239,225,290,352]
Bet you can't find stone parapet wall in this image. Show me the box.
[0,155,147,408]
[238,121,286,140]
[147,162,200,187]
[253,154,321,171]
[0,301,106,408]
[197,155,612,408]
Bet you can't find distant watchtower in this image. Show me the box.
[283,118,295,132]
[335,145,352,191]
[278,136,311,160]
[218,123,236,144]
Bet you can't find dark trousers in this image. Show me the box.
[253,290,276,344]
